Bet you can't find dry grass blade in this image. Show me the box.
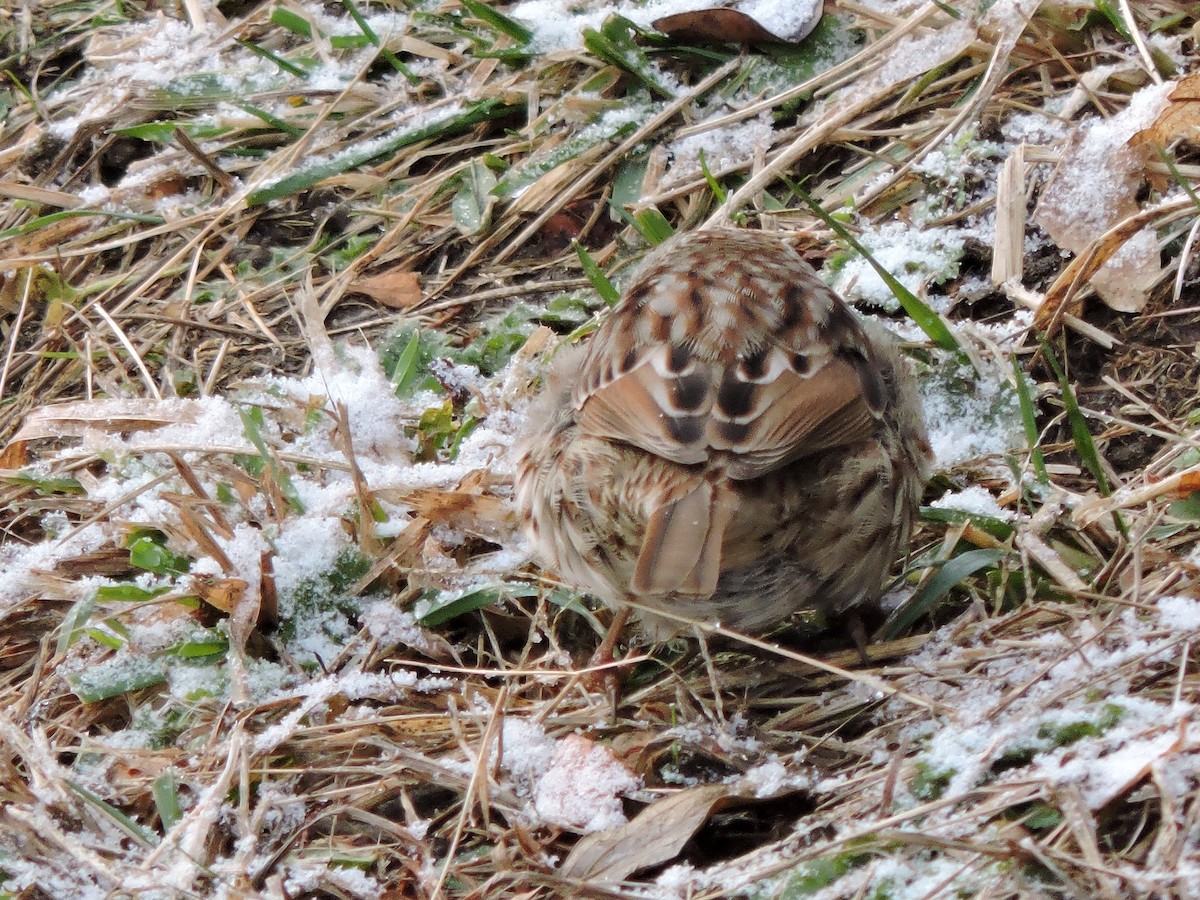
[2,1,1200,897]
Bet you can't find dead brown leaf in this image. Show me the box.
[1034,85,1173,313]
[1,214,95,255]
[11,398,206,442]
[401,488,515,539]
[52,548,137,578]
[1172,470,1200,497]
[655,9,782,44]
[144,173,188,200]
[654,3,821,44]
[0,439,28,469]
[1130,71,1200,155]
[560,778,810,883]
[177,505,235,572]
[349,268,424,309]
[1034,198,1191,333]
[192,575,249,615]
[560,784,731,882]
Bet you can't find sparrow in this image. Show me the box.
[514,229,931,640]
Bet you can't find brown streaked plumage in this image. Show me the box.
[514,229,931,639]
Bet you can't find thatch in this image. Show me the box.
[3,0,1200,897]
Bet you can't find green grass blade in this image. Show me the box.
[460,0,533,43]
[492,110,640,199]
[238,406,305,513]
[629,207,674,245]
[236,39,308,78]
[451,158,498,235]
[270,7,314,37]
[94,584,173,602]
[583,16,674,99]
[66,780,158,847]
[248,98,521,205]
[153,771,183,832]
[268,11,372,51]
[698,148,726,203]
[1011,355,1048,483]
[793,184,962,353]
[113,120,231,142]
[57,593,98,655]
[390,330,423,396]
[876,548,1007,641]
[574,242,621,307]
[919,506,1015,541]
[418,584,538,627]
[1093,0,1135,41]
[69,657,168,703]
[0,210,164,242]
[341,0,420,83]
[1039,341,1110,496]
[128,534,189,575]
[84,625,125,650]
[171,634,229,658]
[3,472,84,495]
[234,102,306,137]
[1158,147,1200,209]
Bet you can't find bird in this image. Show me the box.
[514,228,932,642]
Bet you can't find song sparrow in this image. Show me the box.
[515,229,931,640]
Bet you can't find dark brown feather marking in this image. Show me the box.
[667,415,705,445]
[844,349,887,411]
[716,419,751,445]
[620,346,639,373]
[780,284,809,328]
[717,374,755,418]
[667,344,691,373]
[739,347,769,380]
[673,371,709,412]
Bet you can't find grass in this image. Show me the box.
[2,1,1200,897]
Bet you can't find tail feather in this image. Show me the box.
[632,483,733,598]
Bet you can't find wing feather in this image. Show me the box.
[559,228,899,602]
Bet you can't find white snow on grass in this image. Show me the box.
[883,600,1200,813]
[47,16,320,139]
[359,599,440,653]
[272,341,414,463]
[0,328,537,706]
[6,7,1194,894]
[0,521,111,612]
[1155,595,1200,631]
[510,0,818,52]
[1002,109,1071,145]
[660,112,775,190]
[929,485,1013,521]
[742,756,811,798]
[1034,79,1173,244]
[190,522,268,583]
[844,19,977,106]
[251,668,448,754]
[297,0,411,40]
[500,718,640,832]
[251,101,467,196]
[918,351,1023,469]
[1032,78,1176,311]
[665,591,1200,898]
[271,514,353,598]
[831,220,965,310]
